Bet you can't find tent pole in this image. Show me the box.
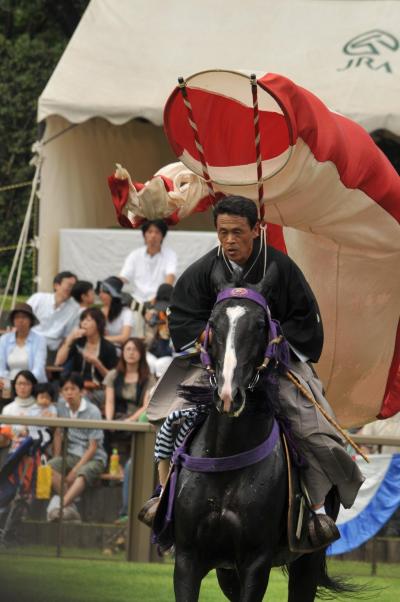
[0,156,41,317]
[11,207,32,309]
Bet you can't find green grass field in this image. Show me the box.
[0,556,398,602]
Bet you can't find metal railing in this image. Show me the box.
[351,434,400,448]
[1,419,399,566]
[0,415,156,562]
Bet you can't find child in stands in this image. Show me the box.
[27,383,57,444]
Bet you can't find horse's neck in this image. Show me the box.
[193,405,274,458]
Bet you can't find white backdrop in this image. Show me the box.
[59,229,218,291]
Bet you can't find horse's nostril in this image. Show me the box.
[234,388,245,406]
[231,389,246,417]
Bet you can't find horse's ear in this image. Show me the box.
[212,256,231,292]
[255,261,279,297]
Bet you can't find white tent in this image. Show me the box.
[37,0,400,290]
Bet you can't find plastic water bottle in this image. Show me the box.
[36,457,52,499]
[109,448,120,476]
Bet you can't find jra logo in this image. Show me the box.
[338,30,398,74]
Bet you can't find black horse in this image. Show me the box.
[172,281,349,602]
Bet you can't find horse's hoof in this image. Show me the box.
[137,496,160,527]
[308,514,340,549]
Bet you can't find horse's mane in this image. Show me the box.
[176,384,214,406]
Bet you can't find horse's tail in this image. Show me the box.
[316,551,369,598]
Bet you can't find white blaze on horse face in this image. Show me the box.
[220,306,247,412]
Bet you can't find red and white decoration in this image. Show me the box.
[109,70,400,427]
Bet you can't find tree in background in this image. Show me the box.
[0,0,89,295]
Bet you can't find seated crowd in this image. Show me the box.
[0,219,177,523]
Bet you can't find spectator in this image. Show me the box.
[32,382,57,417]
[27,382,57,443]
[144,283,174,378]
[0,303,47,394]
[358,414,400,454]
[71,280,95,313]
[119,220,177,335]
[115,458,131,523]
[27,271,79,362]
[104,338,154,422]
[96,276,134,347]
[55,307,118,407]
[47,373,107,522]
[1,370,37,448]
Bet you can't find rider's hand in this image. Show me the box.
[199,329,212,344]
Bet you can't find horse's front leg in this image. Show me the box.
[174,549,207,602]
[237,554,273,602]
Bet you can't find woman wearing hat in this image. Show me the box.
[96,276,135,347]
[0,303,47,398]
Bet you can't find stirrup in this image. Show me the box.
[308,514,340,550]
[137,496,160,528]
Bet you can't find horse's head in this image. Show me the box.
[202,264,281,417]
[208,292,267,416]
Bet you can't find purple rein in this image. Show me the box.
[200,287,290,380]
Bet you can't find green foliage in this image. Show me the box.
[0,0,89,294]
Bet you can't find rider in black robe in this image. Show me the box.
[169,237,323,363]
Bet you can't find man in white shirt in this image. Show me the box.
[120,220,177,303]
[119,220,177,336]
[27,271,80,361]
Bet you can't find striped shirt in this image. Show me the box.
[154,405,208,461]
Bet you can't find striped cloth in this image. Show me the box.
[154,405,208,461]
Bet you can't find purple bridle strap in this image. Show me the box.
[215,287,269,312]
[200,322,213,368]
[200,287,288,372]
[162,420,280,528]
[172,419,279,473]
[162,420,278,527]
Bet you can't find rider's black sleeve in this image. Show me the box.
[168,249,218,351]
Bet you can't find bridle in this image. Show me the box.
[200,287,288,391]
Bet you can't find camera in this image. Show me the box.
[127,295,151,317]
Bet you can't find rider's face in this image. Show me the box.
[216,214,259,266]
